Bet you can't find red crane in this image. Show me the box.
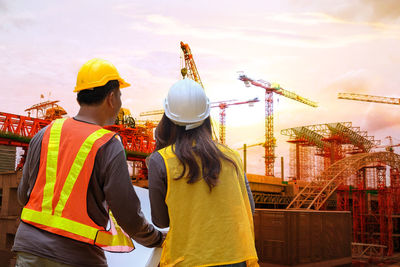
[211,98,259,145]
[238,73,318,176]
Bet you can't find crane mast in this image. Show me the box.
[239,73,317,176]
[180,41,204,89]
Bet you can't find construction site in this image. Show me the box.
[0,41,399,267]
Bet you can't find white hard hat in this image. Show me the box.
[164,78,210,130]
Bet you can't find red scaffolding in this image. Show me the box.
[0,111,156,181]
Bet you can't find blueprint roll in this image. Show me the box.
[145,248,162,267]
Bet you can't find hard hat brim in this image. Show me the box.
[118,78,131,89]
[73,77,131,92]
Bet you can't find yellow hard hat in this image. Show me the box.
[74,58,130,92]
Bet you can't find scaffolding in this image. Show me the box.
[281,122,380,181]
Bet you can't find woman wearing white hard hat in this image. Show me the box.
[148,78,259,267]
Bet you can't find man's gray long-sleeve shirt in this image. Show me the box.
[12,119,163,267]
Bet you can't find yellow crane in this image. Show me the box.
[338,92,400,105]
[115,108,135,128]
[139,109,164,117]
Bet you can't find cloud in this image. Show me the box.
[326,69,382,95]
[360,0,400,21]
[0,11,35,30]
[0,1,6,12]
[326,0,400,24]
[129,12,400,52]
[269,11,400,34]
[128,13,393,49]
[362,104,400,132]
[268,12,343,25]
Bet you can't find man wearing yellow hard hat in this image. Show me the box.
[13,59,164,266]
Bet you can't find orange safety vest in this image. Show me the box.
[21,118,134,252]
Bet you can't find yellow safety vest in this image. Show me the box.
[21,118,134,252]
[158,144,259,267]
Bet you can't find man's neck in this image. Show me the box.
[75,106,109,126]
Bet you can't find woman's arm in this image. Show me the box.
[148,152,170,228]
[244,173,255,214]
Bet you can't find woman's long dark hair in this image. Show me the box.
[155,114,238,191]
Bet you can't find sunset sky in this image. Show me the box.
[1,0,399,176]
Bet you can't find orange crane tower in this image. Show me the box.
[338,92,400,105]
[180,41,204,88]
[211,98,259,144]
[239,73,318,176]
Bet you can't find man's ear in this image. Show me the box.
[106,91,115,108]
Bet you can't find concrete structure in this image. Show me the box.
[0,170,22,266]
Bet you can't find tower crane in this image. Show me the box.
[338,92,400,105]
[211,98,259,144]
[238,73,318,177]
[180,41,204,89]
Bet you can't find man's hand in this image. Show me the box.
[158,230,168,247]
